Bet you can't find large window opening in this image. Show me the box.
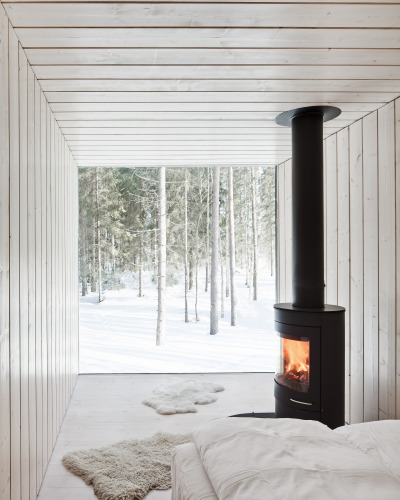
[78,166,276,373]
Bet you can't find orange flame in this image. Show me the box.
[283,338,310,387]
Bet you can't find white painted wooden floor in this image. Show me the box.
[37,373,275,500]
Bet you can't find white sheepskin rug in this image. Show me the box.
[142,378,225,415]
[62,432,190,500]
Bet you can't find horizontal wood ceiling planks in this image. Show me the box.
[30,65,400,80]
[4,3,400,28]
[22,48,400,65]
[14,27,400,49]
[2,0,400,167]
[48,102,382,112]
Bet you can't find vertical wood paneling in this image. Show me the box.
[278,97,400,423]
[336,127,350,424]
[378,102,396,421]
[54,123,58,433]
[40,92,48,474]
[63,140,67,413]
[67,147,71,401]
[396,99,400,420]
[0,7,10,499]
[8,25,21,500]
[50,113,57,448]
[278,163,285,302]
[27,65,37,500]
[284,160,292,303]
[65,142,69,402]
[46,104,53,459]
[59,130,64,415]
[59,128,65,417]
[362,111,379,422]
[349,119,364,424]
[326,134,338,305]
[74,158,79,379]
[0,17,79,500]
[34,78,43,491]
[19,46,30,500]
[55,125,60,431]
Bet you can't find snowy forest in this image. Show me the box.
[78,166,276,346]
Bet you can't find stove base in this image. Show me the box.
[229,412,275,418]
[275,397,320,421]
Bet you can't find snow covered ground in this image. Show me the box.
[79,270,277,373]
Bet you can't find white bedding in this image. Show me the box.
[334,419,400,480]
[173,417,400,500]
[172,442,217,500]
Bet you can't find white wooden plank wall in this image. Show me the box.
[0,5,10,500]
[0,7,79,499]
[395,100,400,421]
[336,128,350,424]
[325,135,338,306]
[277,97,400,424]
[362,111,379,423]
[349,118,364,425]
[377,102,396,421]
[9,25,21,500]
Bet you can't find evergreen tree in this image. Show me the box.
[210,167,220,335]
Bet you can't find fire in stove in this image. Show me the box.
[276,338,310,393]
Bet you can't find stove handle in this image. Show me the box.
[290,398,313,406]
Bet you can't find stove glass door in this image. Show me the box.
[276,336,310,393]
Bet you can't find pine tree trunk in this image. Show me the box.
[248,252,253,299]
[220,240,224,319]
[225,206,229,298]
[195,187,202,323]
[96,169,103,303]
[189,256,193,291]
[270,224,274,277]
[195,230,199,322]
[138,231,143,297]
[251,167,258,301]
[138,176,144,296]
[244,179,249,287]
[153,239,158,285]
[81,210,88,296]
[210,166,220,335]
[156,166,167,346]
[184,168,189,323]
[91,224,96,292]
[228,166,237,326]
[111,233,116,288]
[205,166,210,292]
[225,251,229,298]
[91,172,96,293]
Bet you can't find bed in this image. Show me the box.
[171,417,400,500]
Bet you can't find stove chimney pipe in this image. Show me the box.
[275,106,341,309]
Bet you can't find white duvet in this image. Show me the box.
[188,418,400,500]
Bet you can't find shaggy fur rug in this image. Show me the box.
[142,378,224,415]
[62,432,190,500]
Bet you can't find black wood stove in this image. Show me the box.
[231,106,345,429]
[274,106,345,430]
